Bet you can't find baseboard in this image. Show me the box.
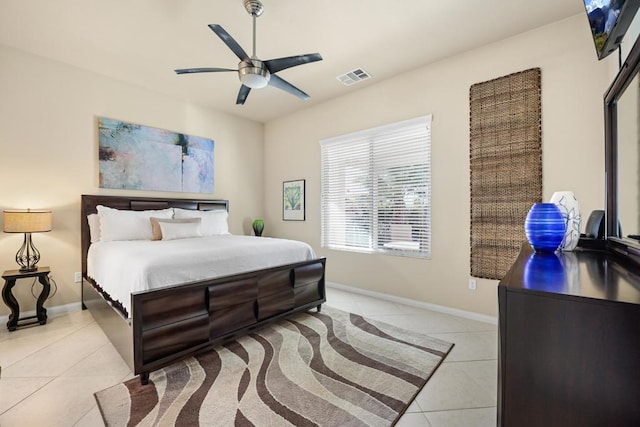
[0,302,83,325]
[326,281,498,325]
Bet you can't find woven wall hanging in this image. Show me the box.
[469,68,542,280]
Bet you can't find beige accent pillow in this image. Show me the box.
[150,217,201,241]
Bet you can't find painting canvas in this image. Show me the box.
[98,117,214,193]
[283,179,305,221]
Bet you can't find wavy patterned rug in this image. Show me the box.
[95,306,453,426]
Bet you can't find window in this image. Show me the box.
[320,115,431,258]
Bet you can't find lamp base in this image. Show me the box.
[15,232,41,273]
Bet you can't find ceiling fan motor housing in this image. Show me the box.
[239,59,270,88]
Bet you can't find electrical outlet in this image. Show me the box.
[468,278,477,291]
[74,272,82,283]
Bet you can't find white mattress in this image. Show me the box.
[87,235,316,316]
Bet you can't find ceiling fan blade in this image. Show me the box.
[208,24,251,62]
[236,85,251,105]
[264,53,323,74]
[175,67,237,74]
[268,74,310,100]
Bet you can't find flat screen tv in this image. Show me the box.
[583,0,640,60]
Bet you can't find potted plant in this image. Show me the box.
[252,219,264,237]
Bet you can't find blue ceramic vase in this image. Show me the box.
[525,203,566,252]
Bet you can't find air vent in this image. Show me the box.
[336,68,371,86]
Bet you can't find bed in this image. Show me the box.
[80,194,326,384]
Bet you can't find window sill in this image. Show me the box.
[325,245,430,259]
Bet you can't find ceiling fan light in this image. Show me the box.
[240,72,270,89]
[239,60,271,89]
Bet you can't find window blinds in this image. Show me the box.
[320,115,432,258]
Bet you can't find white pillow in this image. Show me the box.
[97,205,173,241]
[159,221,202,240]
[150,217,201,240]
[87,214,101,243]
[173,208,230,236]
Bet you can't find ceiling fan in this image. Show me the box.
[175,0,322,105]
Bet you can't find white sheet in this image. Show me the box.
[87,235,316,316]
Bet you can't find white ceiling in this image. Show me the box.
[0,0,584,123]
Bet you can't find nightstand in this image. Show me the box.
[2,267,51,331]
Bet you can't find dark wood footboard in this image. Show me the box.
[84,257,325,384]
[132,258,326,382]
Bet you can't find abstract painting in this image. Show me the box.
[283,179,305,221]
[98,117,214,193]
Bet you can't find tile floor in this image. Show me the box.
[0,287,497,426]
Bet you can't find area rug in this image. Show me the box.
[95,306,453,426]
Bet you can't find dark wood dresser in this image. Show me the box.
[498,243,640,426]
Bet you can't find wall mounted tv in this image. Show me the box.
[583,0,640,60]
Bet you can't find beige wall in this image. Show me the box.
[0,45,264,316]
[264,14,614,317]
[0,13,617,320]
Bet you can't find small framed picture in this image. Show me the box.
[283,179,305,221]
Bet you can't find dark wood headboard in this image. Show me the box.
[81,194,229,275]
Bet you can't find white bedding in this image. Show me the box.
[87,235,316,316]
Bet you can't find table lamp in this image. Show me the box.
[3,209,52,272]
